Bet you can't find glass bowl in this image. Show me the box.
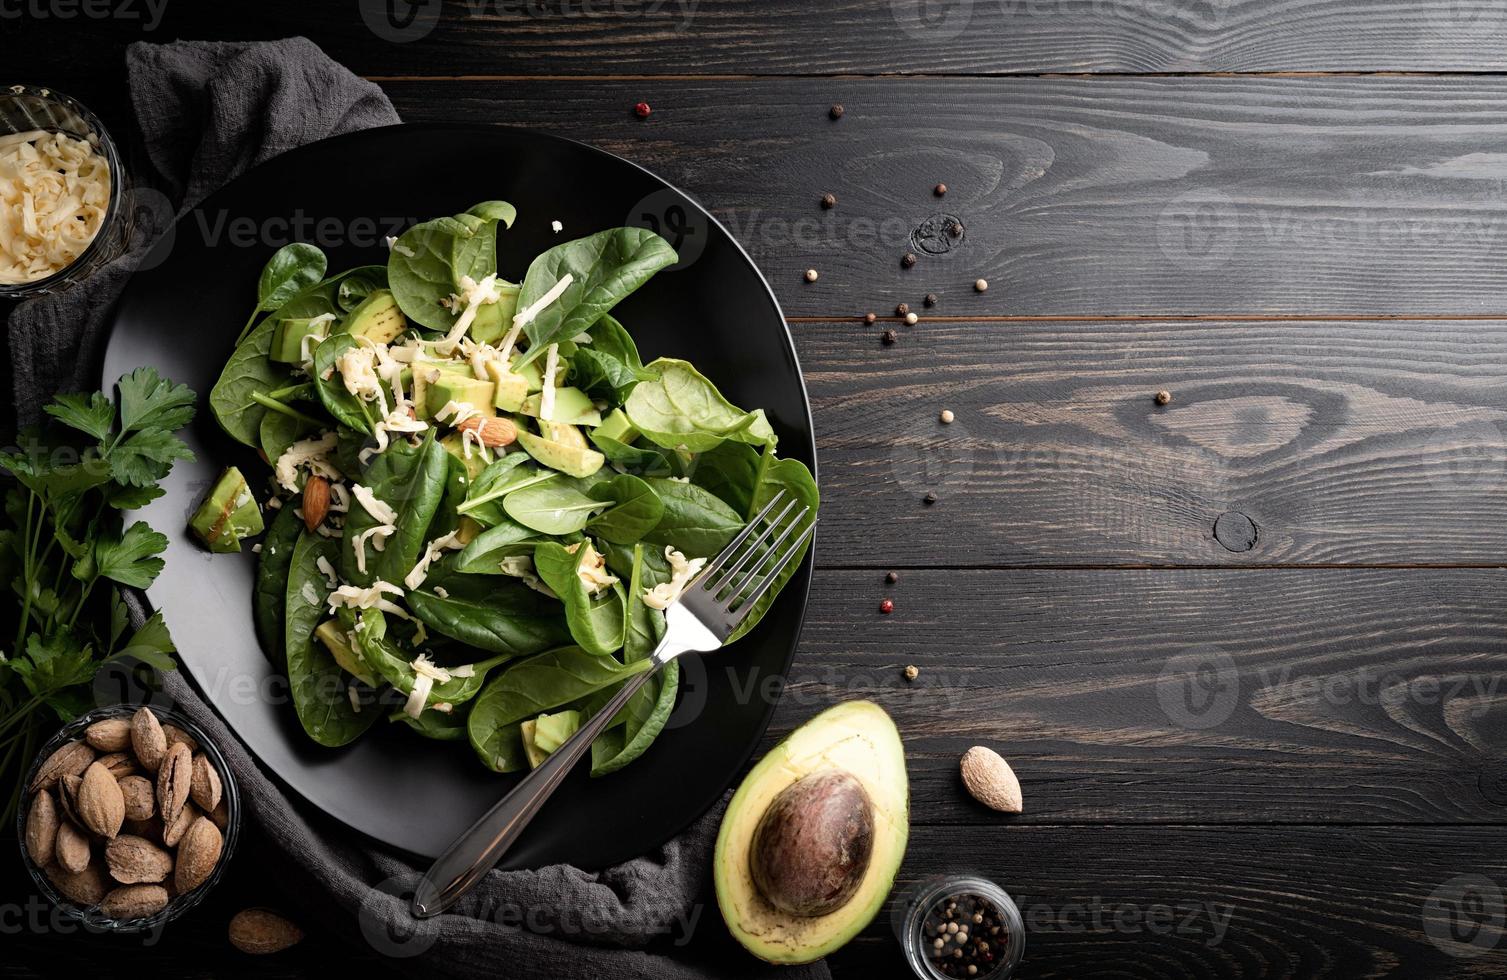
[0,85,130,298]
[16,704,241,933]
[900,874,1026,980]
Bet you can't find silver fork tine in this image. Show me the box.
[704,497,801,596]
[730,520,816,618]
[695,490,788,582]
[717,504,809,607]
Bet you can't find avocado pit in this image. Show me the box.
[749,769,875,918]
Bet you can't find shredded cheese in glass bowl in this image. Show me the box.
[0,86,125,296]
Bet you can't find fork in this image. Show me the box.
[411,489,815,918]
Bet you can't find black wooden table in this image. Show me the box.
[6,4,1507,977]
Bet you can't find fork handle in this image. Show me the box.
[411,657,662,918]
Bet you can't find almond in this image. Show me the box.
[456,415,517,448]
[84,717,133,753]
[189,754,222,812]
[209,796,230,831]
[163,723,199,754]
[157,741,193,827]
[119,774,156,821]
[959,745,1024,814]
[131,708,167,773]
[228,908,304,954]
[163,800,199,848]
[57,773,84,827]
[78,762,126,838]
[105,835,173,884]
[99,884,170,920]
[29,739,94,792]
[175,817,223,893]
[56,819,93,874]
[24,791,59,866]
[46,860,108,907]
[97,751,138,779]
[302,474,331,531]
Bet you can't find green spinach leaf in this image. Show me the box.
[641,477,744,557]
[453,519,546,573]
[340,432,449,586]
[725,449,819,644]
[285,531,378,746]
[587,543,676,776]
[514,229,677,367]
[454,454,551,526]
[253,502,303,664]
[311,334,377,435]
[625,358,777,453]
[404,555,570,656]
[533,541,627,656]
[354,609,509,710]
[236,243,327,343]
[585,474,663,545]
[503,475,609,536]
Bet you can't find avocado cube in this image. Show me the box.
[594,408,638,445]
[424,371,496,421]
[270,316,331,364]
[439,432,490,480]
[315,620,377,686]
[532,710,582,754]
[519,386,601,427]
[467,284,521,344]
[189,467,262,554]
[538,421,588,451]
[484,361,532,412]
[519,719,549,769]
[342,288,407,344]
[515,430,605,480]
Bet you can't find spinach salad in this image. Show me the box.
[204,203,816,777]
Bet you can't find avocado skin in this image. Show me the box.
[714,701,909,965]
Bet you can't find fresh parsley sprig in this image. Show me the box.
[0,367,196,822]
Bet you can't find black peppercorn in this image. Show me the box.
[949,222,963,237]
[902,252,917,268]
[896,302,909,316]
[886,571,899,584]
[829,104,844,120]
[935,183,948,196]
[923,492,937,505]
[881,329,898,345]
[924,293,938,307]
[821,193,836,209]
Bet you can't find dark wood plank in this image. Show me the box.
[11,1,1507,79]
[791,318,1507,566]
[829,825,1507,978]
[380,76,1507,317]
[759,568,1507,823]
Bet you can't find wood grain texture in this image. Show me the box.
[382,75,1507,317]
[762,568,1507,824]
[829,825,1507,978]
[790,318,1507,566]
[12,1,1507,76]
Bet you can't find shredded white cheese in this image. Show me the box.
[327,581,409,619]
[274,432,341,494]
[512,273,574,329]
[0,130,111,284]
[540,344,559,421]
[360,407,429,465]
[434,273,503,354]
[643,546,708,610]
[403,531,465,591]
[432,702,454,714]
[498,556,557,598]
[348,687,362,713]
[315,556,340,589]
[564,540,619,595]
[352,524,396,575]
[336,344,388,414]
[351,484,398,524]
[404,673,434,719]
[551,220,563,233]
[300,582,320,607]
[410,654,452,684]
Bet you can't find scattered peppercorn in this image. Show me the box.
[634,102,652,118]
[922,891,1010,979]
[896,302,909,316]
[880,598,894,614]
[925,293,939,307]
[829,104,844,120]
[949,222,964,238]
[882,329,898,345]
[935,183,948,196]
[924,492,937,505]
[902,252,918,268]
[905,312,919,325]
[864,312,877,325]
[886,571,899,584]
[1155,390,1173,405]
[974,278,988,292]
[804,269,819,283]
[940,409,955,424]
[903,665,920,681]
[821,193,837,209]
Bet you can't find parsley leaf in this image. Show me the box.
[44,391,114,442]
[108,429,196,487]
[10,632,96,699]
[116,367,197,438]
[93,522,168,589]
[113,610,177,672]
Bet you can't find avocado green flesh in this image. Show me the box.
[189,467,262,554]
[595,408,638,444]
[270,316,330,364]
[424,374,496,420]
[520,387,601,427]
[714,701,909,965]
[466,285,521,344]
[342,289,407,344]
[515,429,605,479]
[315,620,377,686]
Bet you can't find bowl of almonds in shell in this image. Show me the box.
[17,704,240,930]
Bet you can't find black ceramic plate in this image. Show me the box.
[100,124,815,867]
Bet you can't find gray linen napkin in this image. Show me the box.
[8,38,833,980]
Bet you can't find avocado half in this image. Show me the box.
[714,700,909,964]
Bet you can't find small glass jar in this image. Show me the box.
[16,704,241,933]
[0,85,131,299]
[901,875,1026,980]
